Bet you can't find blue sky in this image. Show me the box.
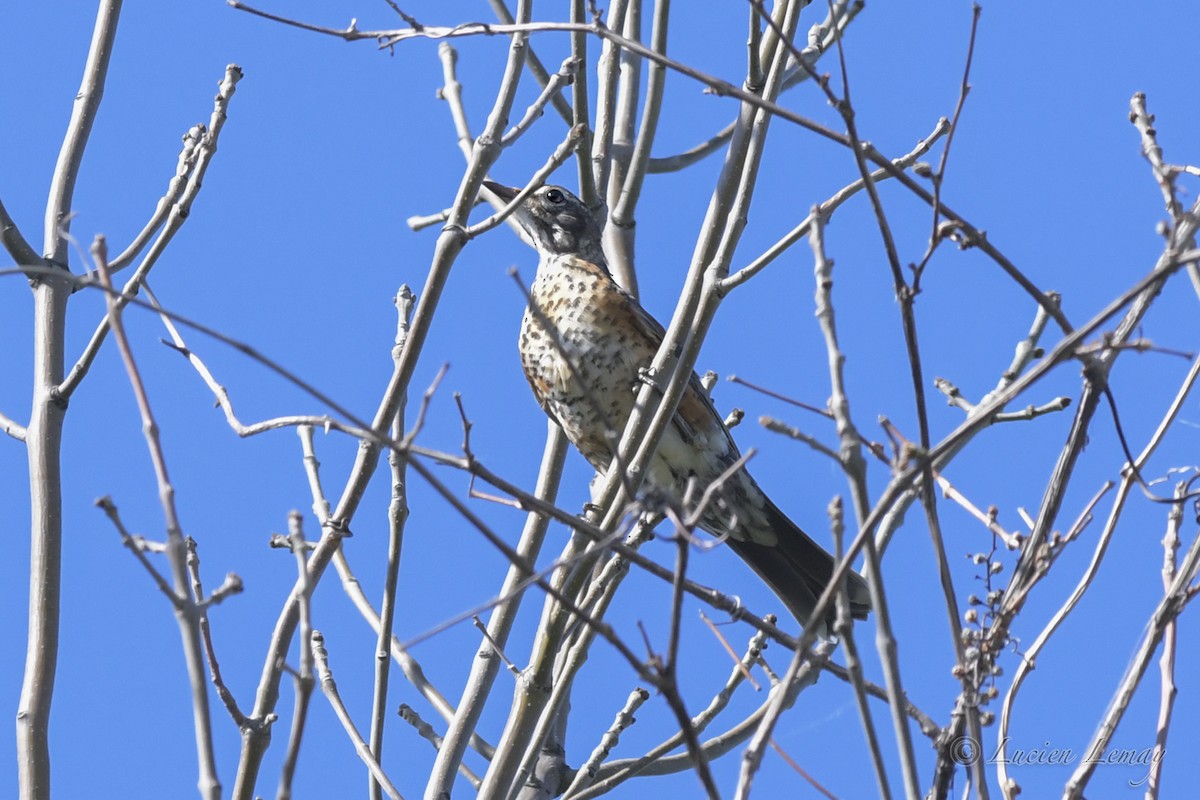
[3,2,1199,798]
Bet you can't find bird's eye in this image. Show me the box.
[545,188,565,204]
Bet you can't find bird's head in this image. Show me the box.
[484,182,606,267]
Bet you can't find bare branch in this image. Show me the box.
[500,57,580,147]
[95,496,178,604]
[427,422,567,796]
[93,236,221,800]
[108,124,204,271]
[184,538,248,729]
[277,513,316,800]
[720,117,949,293]
[1144,486,1185,800]
[311,631,404,800]
[0,408,27,442]
[465,125,587,239]
[399,706,482,790]
[828,497,890,799]
[487,0,574,126]
[368,287,415,800]
[1063,488,1200,798]
[58,63,243,401]
[562,688,649,797]
[733,640,836,800]
[17,4,125,794]
[0,195,38,270]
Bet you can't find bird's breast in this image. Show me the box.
[519,263,650,469]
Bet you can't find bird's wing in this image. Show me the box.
[522,369,558,420]
[625,296,742,458]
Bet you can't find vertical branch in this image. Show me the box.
[918,2,981,286]
[311,631,405,800]
[569,0,598,203]
[600,0,643,292]
[425,422,568,798]
[653,530,719,799]
[485,0,575,127]
[1145,485,1185,800]
[590,0,633,207]
[607,0,671,286]
[93,237,221,800]
[809,215,889,797]
[486,519,648,797]
[18,4,122,799]
[368,287,416,800]
[277,513,317,800]
[43,1,121,265]
[18,239,69,800]
[828,499,890,799]
[593,0,803,561]
[185,539,247,729]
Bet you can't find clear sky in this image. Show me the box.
[3,2,1199,798]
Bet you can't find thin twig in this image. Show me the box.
[464,124,586,239]
[579,637,835,800]
[733,639,836,800]
[277,512,316,800]
[1144,484,1185,800]
[398,706,482,789]
[368,286,415,800]
[332,548,499,760]
[108,125,204,271]
[425,425,566,795]
[500,56,580,147]
[487,0,574,125]
[647,0,862,174]
[912,3,981,289]
[828,497,890,799]
[720,117,949,293]
[0,194,38,270]
[184,538,247,728]
[561,688,649,797]
[0,408,27,442]
[95,496,178,603]
[58,64,242,401]
[311,631,405,800]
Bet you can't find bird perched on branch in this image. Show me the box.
[485,181,870,630]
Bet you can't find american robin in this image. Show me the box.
[485,181,871,629]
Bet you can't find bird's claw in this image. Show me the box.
[634,366,660,393]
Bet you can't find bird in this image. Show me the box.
[485,181,871,630]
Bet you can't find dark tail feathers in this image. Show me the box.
[725,498,871,628]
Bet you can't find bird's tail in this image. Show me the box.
[725,497,871,629]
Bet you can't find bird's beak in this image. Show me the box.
[483,181,520,203]
[483,181,536,245]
